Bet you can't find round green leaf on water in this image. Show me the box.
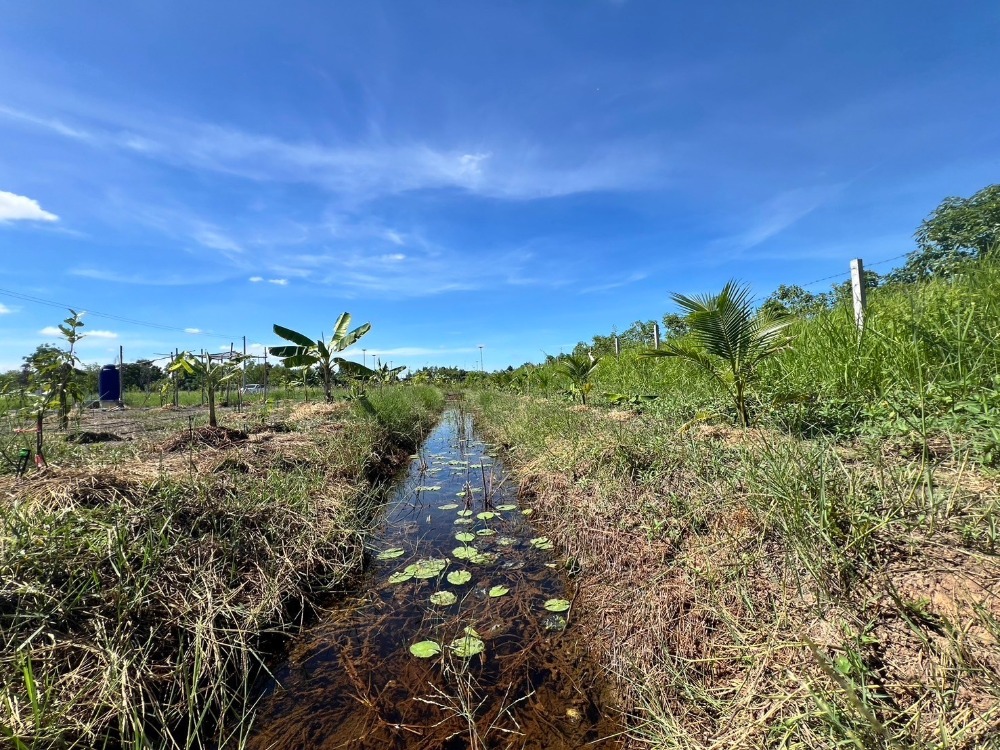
[530,537,554,550]
[488,585,510,598]
[476,529,496,536]
[377,548,405,560]
[521,508,535,516]
[454,532,476,543]
[410,640,441,658]
[496,504,517,512]
[438,503,460,510]
[544,598,571,612]
[476,511,496,520]
[411,559,448,579]
[388,571,413,584]
[452,546,478,561]
[470,553,496,566]
[416,485,442,492]
[497,537,518,546]
[447,570,472,585]
[430,591,458,606]
[454,518,474,525]
[457,509,473,517]
[450,635,485,658]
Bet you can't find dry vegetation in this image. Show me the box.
[469,392,1000,749]
[0,386,444,749]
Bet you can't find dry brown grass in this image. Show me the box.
[471,392,1000,749]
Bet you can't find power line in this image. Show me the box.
[0,286,242,339]
[797,251,910,289]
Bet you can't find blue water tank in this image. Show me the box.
[98,365,121,402]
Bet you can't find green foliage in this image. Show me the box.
[168,351,244,427]
[643,281,790,426]
[269,312,372,402]
[557,353,601,404]
[892,184,1000,283]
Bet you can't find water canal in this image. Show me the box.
[248,407,621,749]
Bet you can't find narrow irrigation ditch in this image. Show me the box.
[248,407,622,749]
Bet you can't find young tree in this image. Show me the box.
[643,281,790,427]
[558,353,601,405]
[168,352,243,427]
[268,312,372,402]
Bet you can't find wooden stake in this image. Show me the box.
[653,322,660,350]
[850,258,867,331]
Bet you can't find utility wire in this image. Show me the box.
[0,286,242,339]
[796,251,911,289]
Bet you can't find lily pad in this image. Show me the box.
[438,503,460,510]
[449,635,485,658]
[454,518,474,525]
[452,546,478,561]
[377,548,405,560]
[409,640,442,658]
[454,532,476,543]
[410,559,448,579]
[447,570,472,585]
[416,485,442,492]
[430,591,458,606]
[470,553,497,566]
[476,511,497,520]
[488,585,510,598]
[544,598,571,612]
[457,509,473,517]
[521,508,535,516]
[476,529,496,536]
[388,571,413,584]
[456,491,467,498]
[530,537,554,551]
[497,537,519,546]
[496,504,517,512]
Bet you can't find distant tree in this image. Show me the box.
[661,313,689,339]
[761,284,830,317]
[891,184,1000,283]
[122,359,164,391]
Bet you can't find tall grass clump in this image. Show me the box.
[1,389,443,748]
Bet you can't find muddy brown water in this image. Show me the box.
[248,408,621,750]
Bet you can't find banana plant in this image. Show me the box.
[268,313,371,402]
[168,352,244,427]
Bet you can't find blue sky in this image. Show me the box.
[1,1,999,373]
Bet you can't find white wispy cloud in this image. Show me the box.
[87,330,119,339]
[248,276,263,282]
[580,272,648,293]
[0,190,59,223]
[343,346,480,357]
[185,327,202,334]
[70,267,233,285]
[708,185,845,258]
[267,278,288,286]
[1,103,667,202]
[0,304,12,314]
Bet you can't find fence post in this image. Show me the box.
[850,258,867,331]
[652,322,660,350]
[614,336,620,358]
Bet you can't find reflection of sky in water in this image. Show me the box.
[249,408,621,750]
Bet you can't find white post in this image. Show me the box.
[653,322,660,350]
[850,258,867,331]
[614,336,620,358]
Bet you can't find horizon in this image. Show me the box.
[2,1,999,373]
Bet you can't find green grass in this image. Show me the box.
[0,385,443,749]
